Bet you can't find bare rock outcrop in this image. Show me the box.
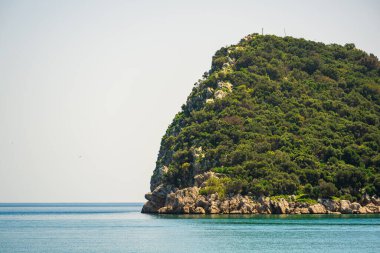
[339,200,352,214]
[194,172,219,187]
[271,198,290,214]
[321,199,340,212]
[142,173,380,215]
[309,204,327,214]
[142,184,173,213]
[162,187,199,214]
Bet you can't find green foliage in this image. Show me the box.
[318,180,338,198]
[199,177,226,198]
[153,34,380,200]
[199,177,248,198]
[295,196,318,205]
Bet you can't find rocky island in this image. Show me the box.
[143,34,380,215]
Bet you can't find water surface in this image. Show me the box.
[0,203,379,253]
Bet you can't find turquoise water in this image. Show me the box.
[0,203,379,253]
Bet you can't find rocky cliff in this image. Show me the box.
[143,172,380,214]
[143,34,380,214]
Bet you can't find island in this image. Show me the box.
[142,34,380,215]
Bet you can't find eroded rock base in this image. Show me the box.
[142,185,380,215]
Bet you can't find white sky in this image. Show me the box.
[0,0,379,202]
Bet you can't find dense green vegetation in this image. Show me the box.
[153,34,380,201]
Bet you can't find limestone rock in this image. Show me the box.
[229,196,240,212]
[142,184,173,213]
[350,202,361,212]
[150,166,169,191]
[182,205,191,214]
[209,205,220,214]
[158,207,168,214]
[339,200,352,214]
[214,90,227,100]
[365,203,380,213]
[196,196,210,210]
[271,198,290,214]
[142,200,161,213]
[293,207,310,214]
[240,196,256,214]
[220,200,230,214]
[309,204,326,214]
[206,98,214,104]
[217,81,233,92]
[143,185,380,215]
[321,199,339,212]
[165,187,199,213]
[193,207,206,214]
[194,172,218,188]
[144,192,153,201]
[358,206,371,214]
[257,196,272,214]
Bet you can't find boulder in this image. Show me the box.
[141,184,174,213]
[182,205,191,214]
[350,202,361,212]
[210,193,219,201]
[209,205,220,214]
[309,204,326,214]
[151,184,173,206]
[257,196,272,214]
[142,201,161,213]
[365,203,380,213]
[321,199,339,212]
[193,207,206,214]
[196,196,210,210]
[358,206,371,214]
[239,196,256,214]
[165,187,199,213]
[229,196,240,212]
[339,200,352,214]
[158,207,168,214]
[293,207,310,214]
[271,198,290,214]
[220,200,230,214]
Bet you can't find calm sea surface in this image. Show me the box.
[0,203,379,253]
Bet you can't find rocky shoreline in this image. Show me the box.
[142,173,380,215]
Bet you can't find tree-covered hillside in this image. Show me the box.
[151,34,380,202]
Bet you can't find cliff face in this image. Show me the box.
[142,172,380,215]
[144,34,380,214]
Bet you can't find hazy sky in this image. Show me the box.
[0,0,379,202]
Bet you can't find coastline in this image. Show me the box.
[142,172,380,215]
[142,184,380,215]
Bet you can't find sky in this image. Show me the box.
[0,0,379,203]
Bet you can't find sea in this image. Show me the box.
[0,203,379,253]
